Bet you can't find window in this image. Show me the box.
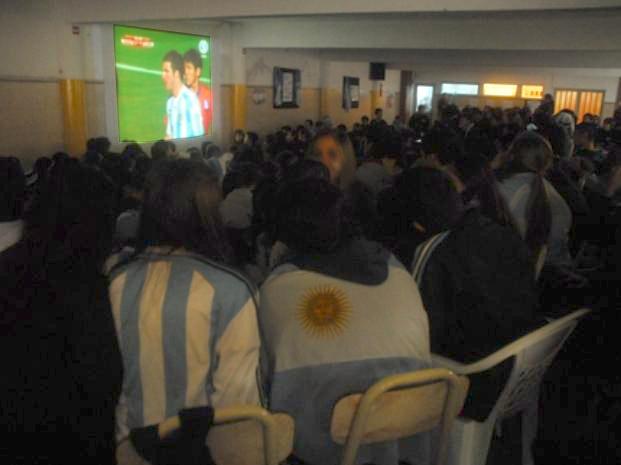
[440,83,479,96]
[415,85,434,112]
[554,89,605,122]
[483,83,518,97]
[521,85,544,100]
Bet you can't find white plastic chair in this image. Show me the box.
[534,245,548,282]
[431,308,590,465]
[330,368,470,465]
[117,405,294,465]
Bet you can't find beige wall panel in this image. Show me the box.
[0,80,64,167]
[245,87,320,136]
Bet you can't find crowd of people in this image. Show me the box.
[2,96,621,465]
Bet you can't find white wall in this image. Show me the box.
[245,49,321,87]
[58,0,621,23]
[322,61,373,93]
[236,11,621,52]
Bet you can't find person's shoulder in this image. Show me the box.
[184,254,257,297]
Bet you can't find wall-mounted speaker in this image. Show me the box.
[369,62,386,81]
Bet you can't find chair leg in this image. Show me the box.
[521,389,540,465]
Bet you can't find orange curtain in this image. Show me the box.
[578,91,604,122]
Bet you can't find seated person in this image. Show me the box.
[355,138,401,197]
[496,132,573,267]
[109,159,261,442]
[1,159,122,464]
[399,167,540,420]
[115,156,152,248]
[0,157,25,254]
[260,178,431,465]
[575,122,606,173]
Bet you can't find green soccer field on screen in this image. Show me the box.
[114,25,213,143]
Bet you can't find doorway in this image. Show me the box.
[415,85,434,114]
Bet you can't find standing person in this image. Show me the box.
[183,48,213,135]
[161,51,204,140]
[109,160,261,443]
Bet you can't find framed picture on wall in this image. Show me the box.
[273,67,301,108]
[342,76,360,110]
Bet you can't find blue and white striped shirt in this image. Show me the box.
[166,85,205,139]
[109,248,261,440]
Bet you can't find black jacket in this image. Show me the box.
[416,209,542,420]
[0,243,123,465]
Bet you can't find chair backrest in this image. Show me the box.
[208,406,294,465]
[330,368,469,465]
[534,245,548,281]
[118,405,294,465]
[491,308,589,420]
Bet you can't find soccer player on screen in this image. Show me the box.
[161,50,204,140]
[183,49,213,135]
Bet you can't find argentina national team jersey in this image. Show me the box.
[260,256,432,465]
[166,85,205,139]
[109,249,261,441]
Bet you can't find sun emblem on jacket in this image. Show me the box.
[297,286,351,338]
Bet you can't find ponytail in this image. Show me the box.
[524,174,552,256]
[499,131,554,256]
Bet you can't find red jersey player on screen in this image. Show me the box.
[183,48,213,135]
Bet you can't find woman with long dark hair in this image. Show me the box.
[109,159,261,448]
[0,158,122,465]
[497,131,573,266]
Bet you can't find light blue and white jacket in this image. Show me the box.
[109,248,262,440]
[259,240,431,465]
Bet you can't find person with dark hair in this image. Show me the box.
[150,139,175,162]
[186,146,202,161]
[231,129,246,154]
[360,115,370,131]
[220,160,262,270]
[372,107,385,125]
[575,122,606,172]
[304,119,315,137]
[355,137,401,196]
[0,157,26,254]
[220,161,259,228]
[94,136,112,157]
[401,166,539,423]
[497,131,573,267]
[162,50,204,139]
[454,153,516,228]
[287,158,330,183]
[438,103,461,132]
[183,48,213,135]
[108,159,261,446]
[115,155,153,247]
[0,159,122,465]
[260,177,431,465]
[83,149,103,167]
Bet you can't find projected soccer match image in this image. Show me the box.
[114,25,212,142]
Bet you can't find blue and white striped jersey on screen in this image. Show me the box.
[259,257,432,465]
[166,85,205,139]
[109,249,261,441]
